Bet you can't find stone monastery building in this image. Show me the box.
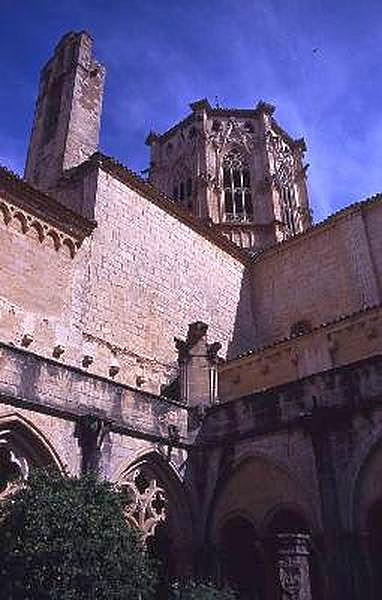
[1,31,382,600]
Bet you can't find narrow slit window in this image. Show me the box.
[281,186,297,235]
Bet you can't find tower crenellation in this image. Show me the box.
[24,31,105,192]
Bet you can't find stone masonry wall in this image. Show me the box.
[251,203,382,348]
[0,197,78,356]
[0,165,256,395]
[76,168,255,392]
[363,202,382,293]
[219,305,382,401]
[0,340,188,476]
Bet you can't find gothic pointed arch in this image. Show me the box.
[220,145,253,223]
[351,435,382,598]
[116,450,194,579]
[0,413,64,498]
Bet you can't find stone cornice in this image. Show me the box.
[251,193,382,263]
[0,166,97,244]
[203,352,382,444]
[224,303,382,365]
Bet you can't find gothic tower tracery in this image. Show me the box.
[147,99,312,251]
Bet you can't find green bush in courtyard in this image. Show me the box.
[0,467,158,599]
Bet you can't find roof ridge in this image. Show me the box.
[226,302,382,363]
[88,152,252,265]
[0,164,96,238]
[252,192,382,261]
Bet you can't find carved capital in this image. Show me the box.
[276,534,312,600]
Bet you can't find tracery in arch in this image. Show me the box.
[222,149,253,223]
[0,429,29,498]
[121,466,167,542]
[118,453,194,584]
[0,416,62,500]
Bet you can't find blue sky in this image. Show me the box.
[1,0,382,221]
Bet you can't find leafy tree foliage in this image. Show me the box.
[0,468,158,599]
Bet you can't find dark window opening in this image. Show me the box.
[220,517,266,600]
[223,152,253,223]
[281,186,297,236]
[42,74,64,144]
[173,177,193,210]
[179,182,185,201]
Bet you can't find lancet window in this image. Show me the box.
[222,151,253,222]
[281,185,297,236]
[173,177,193,209]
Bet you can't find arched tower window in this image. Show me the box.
[281,185,297,236]
[223,151,253,222]
[172,176,193,210]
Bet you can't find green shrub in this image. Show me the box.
[0,468,158,599]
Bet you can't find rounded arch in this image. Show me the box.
[28,221,44,243]
[261,501,313,537]
[208,450,319,545]
[263,504,326,600]
[62,238,76,258]
[207,452,320,600]
[219,514,270,600]
[351,432,382,531]
[343,433,382,600]
[12,211,28,234]
[44,230,60,251]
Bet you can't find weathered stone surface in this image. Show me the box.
[1,30,382,598]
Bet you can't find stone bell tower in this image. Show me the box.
[25,31,105,192]
[147,99,312,251]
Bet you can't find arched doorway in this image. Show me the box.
[220,516,267,600]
